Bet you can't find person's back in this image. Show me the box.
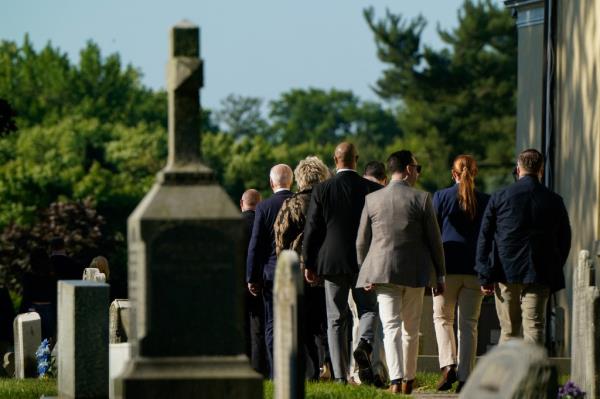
[485,175,569,289]
[434,185,490,275]
[49,237,83,281]
[476,148,571,346]
[305,171,380,276]
[357,181,442,288]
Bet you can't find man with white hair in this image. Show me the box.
[246,164,293,377]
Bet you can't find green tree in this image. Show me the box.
[269,88,401,146]
[214,94,269,139]
[0,98,18,136]
[365,0,516,190]
[0,37,167,129]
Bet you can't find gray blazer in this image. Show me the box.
[356,180,445,288]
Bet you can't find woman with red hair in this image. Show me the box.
[432,155,490,393]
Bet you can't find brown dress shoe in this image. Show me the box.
[436,365,457,391]
[388,383,402,394]
[402,379,414,395]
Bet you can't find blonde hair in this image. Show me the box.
[90,256,110,280]
[294,156,330,191]
[452,155,478,220]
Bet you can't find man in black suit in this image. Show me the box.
[476,149,571,345]
[303,143,381,384]
[240,189,267,377]
[50,237,83,281]
[246,165,293,377]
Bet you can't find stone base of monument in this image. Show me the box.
[115,356,262,398]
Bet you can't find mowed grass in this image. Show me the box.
[0,378,57,399]
[0,373,570,398]
[265,372,442,398]
[0,373,440,399]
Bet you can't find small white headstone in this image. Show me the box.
[83,267,100,281]
[13,312,41,378]
[109,343,132,399]
[94,273,106,283]
[109,299,131,344]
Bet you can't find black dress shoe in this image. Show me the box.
[402,379,414,395]
[436,365,457,391]
[456,380,466,393]
[353,339,374,385]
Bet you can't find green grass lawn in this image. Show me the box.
[265,372,447,398]
[0,374,441,399]
[0,373,569,398]
[0,378,57,399]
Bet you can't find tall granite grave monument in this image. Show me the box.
[115,21,262,398]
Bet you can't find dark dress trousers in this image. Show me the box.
[242,210,268,377]
[475,175,571,292]
[246,189,293,376]
[433,184,490,275]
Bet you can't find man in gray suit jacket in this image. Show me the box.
[356,150,446,395]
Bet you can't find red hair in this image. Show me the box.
[452,155,478,220]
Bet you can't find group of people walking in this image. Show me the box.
[242,143,571,395]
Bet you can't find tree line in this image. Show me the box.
[0,0,516,295]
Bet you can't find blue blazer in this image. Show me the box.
[433,184,490,275]
[246,190,293,283]
[475,175,571,292]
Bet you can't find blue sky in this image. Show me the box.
[2,0,473,110]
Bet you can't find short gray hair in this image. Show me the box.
[269,164,293,188]
[295,156,330,191]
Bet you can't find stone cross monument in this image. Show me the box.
[115,21,262,398]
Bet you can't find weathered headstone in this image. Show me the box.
[83,268,107,283]
[571,249,600,398]
[273,251,304,399]
[460,340,557,399]
[109,300,131,344]
[109,343,131,399]
[13,311,41,378]
[115,21,261,399]
[83,268,100,280]
[57,280,109,399]
[3,351,14,377]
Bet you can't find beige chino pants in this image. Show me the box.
[376,284,424,381]
[494,282,550,345]
[433,274,483,381]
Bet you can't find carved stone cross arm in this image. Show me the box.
[166,20,204,170]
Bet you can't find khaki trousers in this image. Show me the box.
[433,274,483,381]
[376,284,424,381]
[494,282,550,345]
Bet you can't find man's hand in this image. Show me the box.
[248,282,262,297]
[432,282,446,296]
[481,284,494,296]
[304,268,318,284]
[364,283,375,292]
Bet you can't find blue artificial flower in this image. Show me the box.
[36,339,53,378]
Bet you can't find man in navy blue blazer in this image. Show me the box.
[246,164,294,377]
[476,149,571,345]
